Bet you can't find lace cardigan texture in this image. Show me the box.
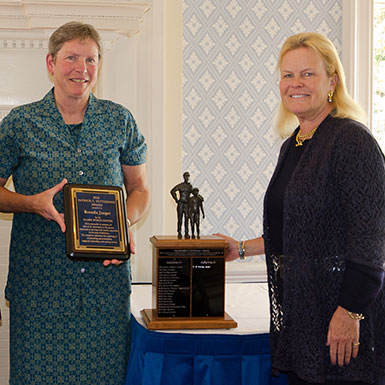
[263,115,385,383]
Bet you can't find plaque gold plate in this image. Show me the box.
[63,183,130,260]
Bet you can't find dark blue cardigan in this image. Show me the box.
[263,115,385,383]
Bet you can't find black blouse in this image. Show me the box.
[266,134,307,255]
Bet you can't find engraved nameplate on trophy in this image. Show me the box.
[157,257,190,317]
[192,256,225,317]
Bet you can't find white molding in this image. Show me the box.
[0,32,119,52]
[342,0,373,127]
[0,37,48,51]
[0,1,150,38]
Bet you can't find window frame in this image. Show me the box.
[342,0,374,128]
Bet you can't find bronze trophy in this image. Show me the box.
[141,173,237,330]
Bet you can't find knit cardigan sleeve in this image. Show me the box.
[332,120,385,271]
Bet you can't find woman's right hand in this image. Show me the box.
[103,230,135,267]
[30,179,67,233]
[213,233,240,261]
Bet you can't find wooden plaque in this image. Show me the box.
[63,183,130,261]
[141,235,237,330]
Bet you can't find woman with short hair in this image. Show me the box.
[0,21,150,384]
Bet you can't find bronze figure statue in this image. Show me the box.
[189,187,205,239]
[170,172,193,238]
[170,172,205,239]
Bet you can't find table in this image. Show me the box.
[125,283,288,385]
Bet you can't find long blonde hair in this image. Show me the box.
[274,32,367,138]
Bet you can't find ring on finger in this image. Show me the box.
[352,342,360,346]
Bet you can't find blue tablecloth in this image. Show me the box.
[125,316,288,385]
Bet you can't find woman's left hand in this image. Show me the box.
[103,230,135,266]
[326,306,360,367]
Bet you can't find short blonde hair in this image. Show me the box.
[274,32,366,138]
[48,21,102,63]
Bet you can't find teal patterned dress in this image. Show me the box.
[0,89,147,385]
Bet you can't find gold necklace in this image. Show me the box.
[295,126,318,147]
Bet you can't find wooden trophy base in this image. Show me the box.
[141,309,238,330]
[145,235,238,331]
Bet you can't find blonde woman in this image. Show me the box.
[216,33,385,384]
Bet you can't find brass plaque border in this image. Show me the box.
[64,184,129,260]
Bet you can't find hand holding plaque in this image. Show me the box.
[63,184,130,260]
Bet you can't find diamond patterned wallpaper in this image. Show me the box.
[182,0,342,263]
